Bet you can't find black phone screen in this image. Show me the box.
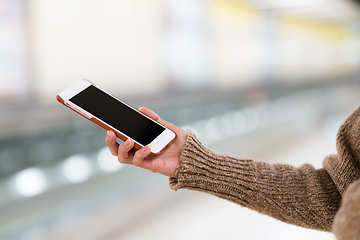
[69,85,165,146]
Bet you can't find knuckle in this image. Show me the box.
[117,156,127,164]
[133,154,142,167]
[118,158,125,164]
[133,160,141,167]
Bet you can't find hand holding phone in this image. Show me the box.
[106,106,187,177]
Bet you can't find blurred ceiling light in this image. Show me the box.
[190,120,210,143]
[15,168,47,197]
[220,114,235,136]
[255,105,271,126]
[61,155,92,183]
[97,147,123,173]
[206,118,225,141]
[252,0,327,9]
[240,108,261,132]
[232,111,247,134]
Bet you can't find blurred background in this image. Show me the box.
[1,0,360,239]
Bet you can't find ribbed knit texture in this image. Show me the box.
[170,105,360,232]
[332,179,360,240]
[323,106,360,196]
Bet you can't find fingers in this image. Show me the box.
[105,130,152,166]
[132,145,151,167]
[105,107,184,175]
[105,131,119,156]
[117,138,135,164]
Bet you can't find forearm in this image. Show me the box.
[170,132,342,231]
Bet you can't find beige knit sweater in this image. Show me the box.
[170,105,360,235]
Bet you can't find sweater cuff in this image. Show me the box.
[169,131,251,192]
[169,131,201,190]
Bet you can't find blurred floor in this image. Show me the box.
[42,111,342,240]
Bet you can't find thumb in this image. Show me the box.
[139,107,181,133]
[139,107,161,122]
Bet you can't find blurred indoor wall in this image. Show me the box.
[25,0,360,102]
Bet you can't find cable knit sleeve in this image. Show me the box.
[169,131,341,231]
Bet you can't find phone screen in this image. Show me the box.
[69,85,165,145]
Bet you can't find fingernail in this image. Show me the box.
[142,145,150,152]
[106,131,111,141]
[124,138,132,146]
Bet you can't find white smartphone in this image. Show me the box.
[56,80,176,156]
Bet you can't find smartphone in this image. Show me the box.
[56,80,176,156]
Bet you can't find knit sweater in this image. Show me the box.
[169,105,360,233]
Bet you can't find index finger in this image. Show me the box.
[105,131,119,156]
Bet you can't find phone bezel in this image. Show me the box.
[57,80,176,156]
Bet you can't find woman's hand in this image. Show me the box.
[105,107,187,177]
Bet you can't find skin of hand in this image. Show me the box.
[105,107,187,177]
